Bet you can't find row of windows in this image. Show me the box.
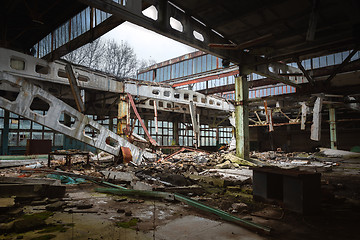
[0,109,117,148]
[0,108,233,148]
[35,7,112,58]
[192,75,236,91]
[138,50,360,95]
[138,54,221,82]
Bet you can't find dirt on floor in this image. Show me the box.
[0,149,359,240]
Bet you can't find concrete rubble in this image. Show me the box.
[0,147,359,239]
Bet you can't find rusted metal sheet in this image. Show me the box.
[121,147,132,163]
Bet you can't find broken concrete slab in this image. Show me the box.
[46,201,66,211]
[130,181,153,191]
[100,170,138,182]
[0,159,48,168]
[205,168,253,181]
[0,197,15,208]
[223,153,257,167]
[0,176,60,186]
[318,148,360,159]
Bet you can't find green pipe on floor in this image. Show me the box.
[96,187,272,235]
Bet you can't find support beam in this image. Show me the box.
[0,72,143,163]
[1,110,9,155]
[117,94,129,138]
[306,0,319,41]
[127,93,158,146]
[295,58,314,85]
[310,96,323,141]
[235,75,249,159]
[173,120,179,145]
[78,0,303,85]
[329,107,337,149]
[325,47,359,84]
[153,100,158,134]
[189,101,200,148]
[65,63,85,113]
[301,102,307,130]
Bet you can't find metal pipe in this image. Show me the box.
[96,187,272,235]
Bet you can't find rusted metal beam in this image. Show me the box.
[127,93,158,146]
[65,63,85,113]
[172,69,239,88]
[78,0,302,85]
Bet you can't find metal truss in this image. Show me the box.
[0,72,143,163]
[0,48,234,113]
[77,0,305,86]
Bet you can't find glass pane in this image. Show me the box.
[54,134,64,146]
[10,119,18,129]
[334,53,342,65]
[319,56,326,67]
[44,132,53,142]
[19,120,31,129]
[19,132,30,146]
[33,122,43,130]
[10,112,18,118]
[8,132,18,146]
[32,132,42,140]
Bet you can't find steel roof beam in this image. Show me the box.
[77,0,303,87]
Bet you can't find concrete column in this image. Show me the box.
[173,120,179,145]
[1,110,9,155]
[235,75,249,159]
[216,127,220,147]
[117,94,128,138]
[63,113,71,149]
[329,107,337,149]
[109,112,114,132]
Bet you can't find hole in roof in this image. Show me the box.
[170,17,183,32]
[193,31,204,42]
[142,5,158,21]
[152,89,160,95]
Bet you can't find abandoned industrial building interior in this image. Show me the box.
[0,0,359,239]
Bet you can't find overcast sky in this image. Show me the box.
[102,22,196,64]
